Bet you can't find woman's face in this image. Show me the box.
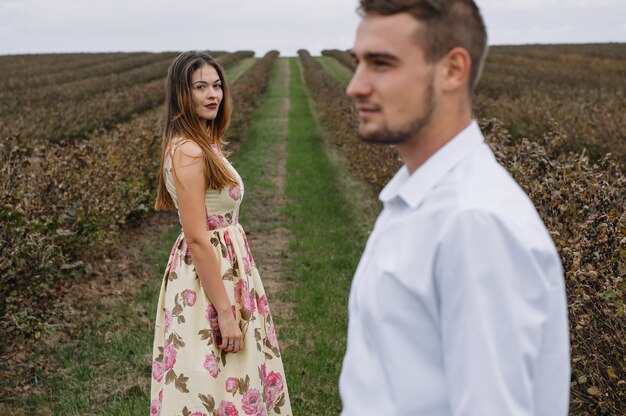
[190,63,223,123]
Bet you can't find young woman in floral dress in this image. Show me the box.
[150,51,292,416]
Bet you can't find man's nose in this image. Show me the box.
[346,65,371,98]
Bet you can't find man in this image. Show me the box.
[339,1,570,415]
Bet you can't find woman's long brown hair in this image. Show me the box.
[155,51,237,211]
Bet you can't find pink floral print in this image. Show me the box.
[258,295,269,317]
[234,279,248,305]
[264,371,284,409]
[150,398,161,416]
[242,293,257,313]
[228,186,241,201]
[260,363,267,381]
[164,308,173,334]
[204,352,220,379]
[207,214,228,230]
[267,322,278,349]
[242,257,251,274]
[163,341,177,371]
[150,389,162,416]
[169,249,181,274]
[183,289,197,307]
[235,279,257,313]
[225,377,238,393]
[218,400,239,416]
[224,231,237,264]
[206,304,219,326]
[152,360,164,383]
[241,388,264,415]
[242,232,255,266]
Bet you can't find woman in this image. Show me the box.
[150,51,292,416]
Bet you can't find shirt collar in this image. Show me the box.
[379,120,484,209]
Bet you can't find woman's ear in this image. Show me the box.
[439,47,472,94]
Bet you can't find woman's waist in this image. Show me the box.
[176,211,242,232]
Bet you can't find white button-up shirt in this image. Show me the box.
[340,121,570,416]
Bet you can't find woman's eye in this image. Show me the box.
[214,84,222,89]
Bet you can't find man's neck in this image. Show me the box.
[397,108,472,174]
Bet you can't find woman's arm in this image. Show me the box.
[172,141,243,353]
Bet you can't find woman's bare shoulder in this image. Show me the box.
[178,140,203,157]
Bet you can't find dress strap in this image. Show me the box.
[169,138,192,158]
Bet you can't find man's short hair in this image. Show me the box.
[358,0,488,93]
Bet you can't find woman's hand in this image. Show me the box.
[217,308,243,353]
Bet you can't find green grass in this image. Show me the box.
[279,58,369,415]
[316,56,353,87]
[227,57,258,83]
[8,222,180,415]
[231,58,288,232]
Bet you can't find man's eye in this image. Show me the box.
[374,60,390,68]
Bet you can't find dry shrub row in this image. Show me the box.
[0,50,273,342]
[0,52,149,89]
[299,49,625,415]
[217,50,254,69]
[487,43,626,63]
[320,44,626,169]
[0,52,179,95]
[0,111,164,342]
[225,50,279,149]
[484,120,625,415]
[0,51,253,144]
[474,44,626,166]
[1,54,179,113]
[321,49,356,71]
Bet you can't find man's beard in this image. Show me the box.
[357,83,434,145]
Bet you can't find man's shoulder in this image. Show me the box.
[431,144,546,234]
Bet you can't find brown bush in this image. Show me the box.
[0,51,251,144]
[0,51,272,341]
[474,44,626,166]
[226,50,280,149]
[302,49,626,415]
[321,49,356,71]
[321,44,626,169]
[483,119,625,415]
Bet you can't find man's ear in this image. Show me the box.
[439,47,471,94]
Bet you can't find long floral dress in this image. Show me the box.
[150,138,292,416]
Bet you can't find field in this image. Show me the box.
[1,45,625,415]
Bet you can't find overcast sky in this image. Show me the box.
[1,0,624,57]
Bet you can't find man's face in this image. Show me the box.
[348,13,438,144]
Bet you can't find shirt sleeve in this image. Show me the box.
[435,209,552,415]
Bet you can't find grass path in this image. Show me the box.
[226,57,257,83]
[1,56,376,415]
[277,58,373,414]
[316,56,353,87]
[233,58,292,305]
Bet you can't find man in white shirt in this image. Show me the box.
[339,1,570,415]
